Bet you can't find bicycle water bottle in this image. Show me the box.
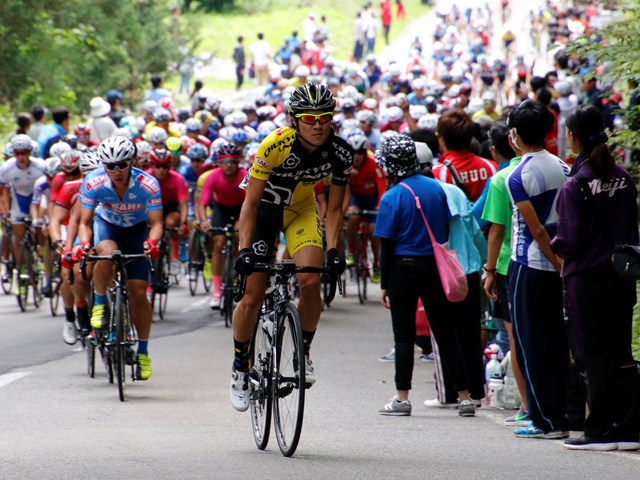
[485,354,503,382]
[179,238,188,263]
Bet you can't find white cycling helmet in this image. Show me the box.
[79,151,101,175]
[49,141,72,160]
[136,140,152,160]
[386,106,404,123]
[98,136,137,164]
[10,134,33,152]
[146,126,168,144]
[44,157,61,177]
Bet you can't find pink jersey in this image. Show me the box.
[145,169,188,205]
[199,167,247,208]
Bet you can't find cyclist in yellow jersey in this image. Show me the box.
[229,83,353,411]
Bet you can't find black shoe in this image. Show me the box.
[42,283,52,298]
[563,435,618,451]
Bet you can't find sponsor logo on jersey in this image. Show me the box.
[104,202,144,213]
[255,158,269,168]
[137,173,160,196]
[85,174,108,191]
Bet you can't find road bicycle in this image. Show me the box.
[346,210,378,305]
[0,217,15,295]
[236,260,340,457]
[150,227,179,320]
[75,250,152,402]
[16,217,44,312]
[211,223,237,328]
[187,226,212,296]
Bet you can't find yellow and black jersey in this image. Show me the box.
[245,126,353,206]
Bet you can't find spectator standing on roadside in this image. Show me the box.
[250,32,272,87]
[88,97,117,144]
[28,105,47,142]
[143,75,172,104]
[375,134,477,418]
[302,12,317,44]
[353,12,367,62]
[505,100,570,440]
[15,113,31,136]
[432,110,498,202]
[551,105,640,451]
[364,10,379,55]
[106,90,126,128]
[381,1,392,45]
[233,36,246,91]
[396,0,405,20]
[37,106,70,158]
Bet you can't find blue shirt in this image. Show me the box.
[80,167,162,227]
[374,174,450,256]
[439,182,487,274]
[506,150,569,271]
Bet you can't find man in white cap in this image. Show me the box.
[88,97,117,143]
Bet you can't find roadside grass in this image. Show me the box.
[164,0,428,95]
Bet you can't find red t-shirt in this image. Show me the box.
[544,108,559,157]
[432,150,498,202]
[49,172,70,204]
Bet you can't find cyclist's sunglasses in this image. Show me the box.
[105,160,131,172]
[14,149,31,156]
[220,159,238,166]
[295,112,334,125]
[152,163,170,170]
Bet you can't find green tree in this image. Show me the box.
[0,0,196,112]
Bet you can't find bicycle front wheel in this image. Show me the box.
[249,316,272,450]
[273,302,305,457]
[113,288,127,401]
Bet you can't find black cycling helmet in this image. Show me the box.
[287,83,336,114]
[375,134,420,177]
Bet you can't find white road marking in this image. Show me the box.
[0,372,31,389]
[181,297,208,312]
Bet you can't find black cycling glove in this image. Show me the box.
[326,248,346,276]
[235,247,255,275]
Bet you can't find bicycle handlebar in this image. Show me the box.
[66,250,153,285]
[344,210,379,217]
[234,263,342,304]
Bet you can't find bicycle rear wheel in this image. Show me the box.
[273,302,305,457]
[87,335,96,378]
[49,274,61,316]
[249,316,272,450]
[355,265,365,305]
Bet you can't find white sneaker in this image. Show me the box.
[229,370,250,412]
[62,321,77,345]
[423,398,458,408]
[209,293,221,309]
[305,356,316,386]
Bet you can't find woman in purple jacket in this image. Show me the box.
[552,104,640,452]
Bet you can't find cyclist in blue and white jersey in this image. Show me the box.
[76,136,163,381]
[0,134,46,287]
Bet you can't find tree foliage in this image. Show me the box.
[570,0,640,152]
[0,0,196,111]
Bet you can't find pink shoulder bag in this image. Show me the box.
[399,182,468,302]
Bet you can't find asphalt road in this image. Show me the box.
[1,271,639,479]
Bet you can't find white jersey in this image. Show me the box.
[0,157,46,220]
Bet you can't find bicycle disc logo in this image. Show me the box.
[253,240,268,257]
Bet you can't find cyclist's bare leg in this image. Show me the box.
[345,208,360,257]
[232,272,267,342]
[293,245,323,333]
[127,279,152,340]
[70,262,92,301]
[368,223,380,267]
[92,240,117,294]
[211,234,225,295]
[12,223,25,266]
